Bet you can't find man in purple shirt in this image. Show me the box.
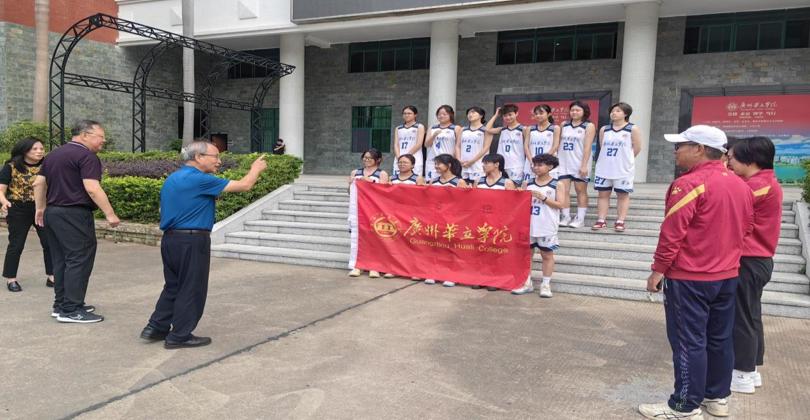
[34,120,119,324]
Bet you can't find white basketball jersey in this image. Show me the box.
[429,124,457,159]
[527,124,556,159]
[527,179,559,238]
[595,123,635,179]
[391,173,419,185]
[477,175,509,190]
[497,125,525,170]
[394,123,424,174]
[460,126,486,163]
[558,121,591,175]
[431,176,460,187]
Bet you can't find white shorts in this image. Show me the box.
[530,235,559,252]
[504,168,524,184]
[593,175,634,193]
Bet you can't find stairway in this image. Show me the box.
[211,182,810,318]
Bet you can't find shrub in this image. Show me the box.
[0,121,52,153]
[802,160,810,203]
[215,154,302,221]
[101,158,238,178]
[99,176,163,223]
[168,139,183,152]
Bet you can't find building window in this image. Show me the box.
[349,38,430,73]
[496,23,618,65]
[351,106,392,153]
[684,8,810,54]
[227,48,280,79]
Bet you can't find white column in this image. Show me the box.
[279,33,305,158]
[619,1,659,183]
[428,20,459,124]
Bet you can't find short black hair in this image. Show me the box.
[482,153,505,170]
[362,148,383,163]
[466,106,486,121]
[531,153,559,169]
[569,101,591,121]
[398,153,416,165]
[609,102,633,121]
[730,136,775,169]
[501,104,519,115]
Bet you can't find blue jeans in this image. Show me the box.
[664,277,738,412]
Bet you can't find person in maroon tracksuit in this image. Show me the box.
[726,136,783,394]
[639,125,754,420]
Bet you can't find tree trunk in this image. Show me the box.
[182,0,195,145]
[32,0,50,122]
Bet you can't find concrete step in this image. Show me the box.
[243,220,348,238]
[262,209,348,225]
[304,185,350,193]
[579,215,799,239]
[546,272,810,319]
[557,240,806,272]
[224,232,350,253]
[293,191,350,203]
[552,255,807,293]
[278,200,350,215]
[211,243,348,270]
[558,227,801,245]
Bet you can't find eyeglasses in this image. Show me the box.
[200,153,221,160]
[83,131,106,140]
[362,157,375,161]
[674,142,699,151]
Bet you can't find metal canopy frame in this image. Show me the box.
[49,13,295,152]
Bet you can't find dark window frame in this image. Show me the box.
[349,38,430,73]
[684,8,810,54]
[496,23,619,65]
[351,105,393,153]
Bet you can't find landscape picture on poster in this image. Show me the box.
[691,94,810,183]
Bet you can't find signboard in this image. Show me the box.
[690,94,810,183]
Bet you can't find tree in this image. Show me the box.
[32,0,49,122]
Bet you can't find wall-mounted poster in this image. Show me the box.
[682,89,810,184]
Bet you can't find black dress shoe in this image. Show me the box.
[7,281,21,292]
[486,286,499,292]
[46,278,54,288]
[140,325,169,341]
[164,334,212,349]
[470,285,482,290]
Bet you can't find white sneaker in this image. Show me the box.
[539,283,553,298]
[638,402,704,420]
[442,281,455,287]
[348,268,362,277]
[383,273,395,278]
[368,271,381,278]
[700,398,729,417]
[753,369,762,387]
[511,280,534,295]
[424,279,436,285]
[559,215,572,227]
[730,369,755,394]
[567,217,585,228]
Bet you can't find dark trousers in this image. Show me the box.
[3,201,53,278]
[45,206,96,314]
[664,277,738,412]
[147,232,211,342]
[733,256,773,372]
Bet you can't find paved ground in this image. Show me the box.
[1,233,809,420]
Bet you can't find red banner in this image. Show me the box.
[355,182,532,290]
[691,94,810,183]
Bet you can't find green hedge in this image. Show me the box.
[802,160,810,203]
[100,154,302,224]
[0,121,52,153]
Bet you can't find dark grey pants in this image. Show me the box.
[733,256,773,372]
[3,201,53,278]
[45,206,97,314]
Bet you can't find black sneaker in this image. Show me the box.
[46,278,54,288]
[56,309,104,323]
[164,334,212,349]
[52,305,95,318]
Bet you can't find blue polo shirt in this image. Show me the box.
[159,165,230,231]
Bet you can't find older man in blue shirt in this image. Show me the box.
[140,141,267,349]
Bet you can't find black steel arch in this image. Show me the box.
[49,13,295,151]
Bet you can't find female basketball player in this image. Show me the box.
[425,153,467,287]
[522,104,561,188]
[556,101,596,228]
[425,105,462,181]
[458,106,492,184]
[393,106,425,177]
[348,148,389,278]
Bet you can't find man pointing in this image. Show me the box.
[140,141,267,349]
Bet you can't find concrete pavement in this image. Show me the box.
[1,233,808,419]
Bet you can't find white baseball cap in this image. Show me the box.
[664,125,728,153]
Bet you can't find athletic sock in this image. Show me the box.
[562,208,571,218]
[542,277,551,286]
[576,207,587,220]
[616,219,624,224]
